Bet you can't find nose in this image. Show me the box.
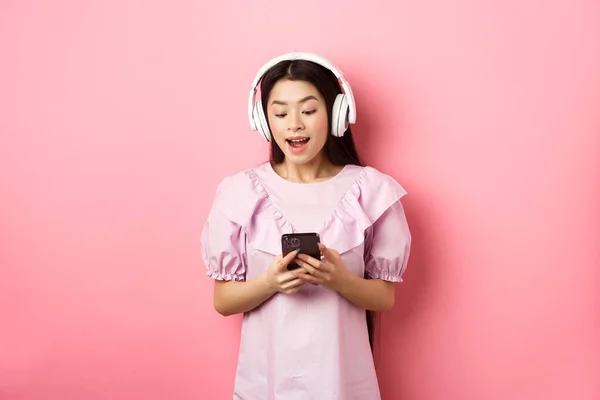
[287,111,304,132]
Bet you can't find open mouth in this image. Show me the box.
[286,137,310,148]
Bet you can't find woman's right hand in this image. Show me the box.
[262,250,305,295]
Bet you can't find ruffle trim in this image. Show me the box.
[367,271,403,283]
[206,269,246,281]
[214,165,407,256]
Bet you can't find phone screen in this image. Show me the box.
[281,233,321,270]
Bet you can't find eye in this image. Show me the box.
[303,109,317,115]
[274,113,287,118]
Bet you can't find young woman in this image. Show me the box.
[200,52,411,400]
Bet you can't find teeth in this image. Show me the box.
[288,138,308,143]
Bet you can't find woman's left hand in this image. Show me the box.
[294,244,351,292]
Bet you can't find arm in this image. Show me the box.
[212,250,304,316]
[202,207,268,316]
[295,248,396,312]
[213,276,276,316]
[338,200,410,311]
[295,201,411,312]
[201,177,305,316]
[336,275,395,312]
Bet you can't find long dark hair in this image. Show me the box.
[258,58,376,351]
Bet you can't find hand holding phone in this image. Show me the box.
[281,233,321,271]
[261,249,305,295]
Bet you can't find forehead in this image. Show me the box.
[268,79,322,103]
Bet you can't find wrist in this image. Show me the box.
[258,271,278,296]
[335,269,358,295]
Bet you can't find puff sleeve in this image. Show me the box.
[200,179,248,282]
[364,200,411,283]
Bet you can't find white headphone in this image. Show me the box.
[248,52,357,142]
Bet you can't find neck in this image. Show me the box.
[278,155,340,184]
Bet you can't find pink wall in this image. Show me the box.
[1,1,599,399]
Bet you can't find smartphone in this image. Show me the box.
[281,232,321,270]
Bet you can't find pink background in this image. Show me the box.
[1,1,599,399]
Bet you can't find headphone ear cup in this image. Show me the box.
[331,94,349,137]
[253,100,271,141]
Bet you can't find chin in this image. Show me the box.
[282,141,327,164]
[284,152,319,165]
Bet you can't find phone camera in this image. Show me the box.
[285,237,301,248]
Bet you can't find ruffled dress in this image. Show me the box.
[200,161,411,400]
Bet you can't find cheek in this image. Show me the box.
[312,114,329,141]
[268,117,286,139]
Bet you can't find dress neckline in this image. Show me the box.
[264,161,353,187]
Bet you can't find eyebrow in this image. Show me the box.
[271,95,319,106]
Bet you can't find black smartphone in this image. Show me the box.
[281,233,321,270]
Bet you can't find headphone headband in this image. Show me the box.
[247,52,356,132]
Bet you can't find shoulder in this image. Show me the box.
[213,169,252,198]
[357,165,408,198]
[208,162,270,225]
[213,162,270,197]
[350,165,408,224]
